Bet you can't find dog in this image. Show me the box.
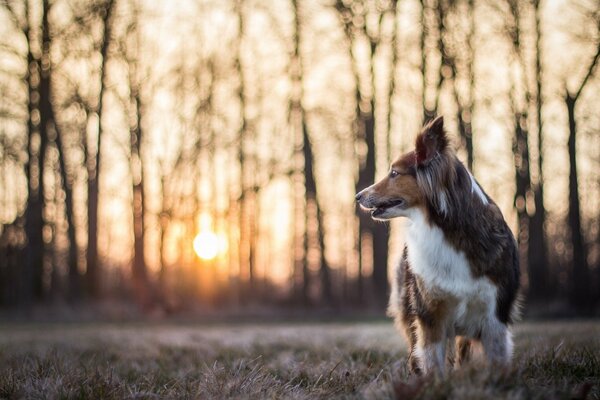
[355,116,520,376]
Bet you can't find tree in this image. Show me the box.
[52,105,80,301]
[7,0,49,303]
[290,0,332,305]
[386,0,399,163]
[527,0,549,300]
[123,0,149,303]
[86,0,115,299]
[4,0,66,302]
[233,0,255,293]
[420,0,434,121]
[335,0,391,306]
[564,41,599,309]
[505,0,533,290]
[2,0,89,303]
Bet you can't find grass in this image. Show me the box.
[0,320,598,399]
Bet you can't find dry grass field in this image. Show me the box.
[0,320,598,399]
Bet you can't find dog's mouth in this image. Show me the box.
[369,199,405,217]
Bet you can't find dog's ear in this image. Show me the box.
[415,116,448,165]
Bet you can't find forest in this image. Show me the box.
[1,0,599,315]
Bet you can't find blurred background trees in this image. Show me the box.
[0,0,599,315]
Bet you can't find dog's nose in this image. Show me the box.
[355,192,362,202]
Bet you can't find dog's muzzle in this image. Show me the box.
[355,190,405,217]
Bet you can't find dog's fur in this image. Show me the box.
[355,116,520,376]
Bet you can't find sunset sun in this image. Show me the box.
[193,231,220,260]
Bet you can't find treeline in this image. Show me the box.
[0,0,599,313]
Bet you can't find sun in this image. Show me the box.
[193,231,219,260]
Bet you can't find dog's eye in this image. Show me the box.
[389,170,399,178]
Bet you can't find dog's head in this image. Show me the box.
[355,116,452,220]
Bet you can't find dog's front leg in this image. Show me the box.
[414,319,447,377]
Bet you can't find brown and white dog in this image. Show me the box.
[355,116,520,376]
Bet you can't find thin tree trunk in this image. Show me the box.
[513,112,531,273]
[528,0,549,300]
[421,0,435,121]
[436,0,475,170]
[53,119,80,301]
[38,6,80,298]
[507,0,533,297]
[131,93,147,297]
[234,0,253,295]
[457,110,474,171]
[301,122,332,304]
[26,0,53,301]
[353,82,364,304]
[86,0,115,299]
[335,1,364,304]
[158,216,167,285]
[158,175,168,285]
[566,94,589,308]
[335,1,389,305]
[24,159,45,302]
[126,1,148,303]
[564,41,599,309]
[462,0,475,171]
[355,56,385,305]
[291,0,332,305]
[387,1,399,163]
[366,38,389,307]
[22,0,44,304]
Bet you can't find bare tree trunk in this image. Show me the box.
[564,41,599,309]
[335,1,363,304]
[507,0,535,297]
[421,0,435,121]
[23,151,45,302]
[335,1,390,306]
[53,119,80,301]
[248,192,257,286]
[387,1,399,163]
[291,0,332,305]
[22,3,45,303]
[366,38,389,307]
[1,221,22,305]
[353,98,365,304]
[566,94,589,308]
[365,96,389,306]
[158,175,169,285]
[131,179,146,286]
[434,0,475,171]
[302,123,332,304]
[512,112,531,269]
[86,0,114,299]
[26,0,54,301]
[131,92,148,298]
[355,49,388,305]
[39,5,80,299]
[527,0,549,300]
[461,0,475,171]
[234,0,254,296]
[124,0,149,303]
[420,0,428,121]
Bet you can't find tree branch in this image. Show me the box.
[573,41,600,101]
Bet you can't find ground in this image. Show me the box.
[0,320,598,399]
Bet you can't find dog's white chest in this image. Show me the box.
[405,209,497,332]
